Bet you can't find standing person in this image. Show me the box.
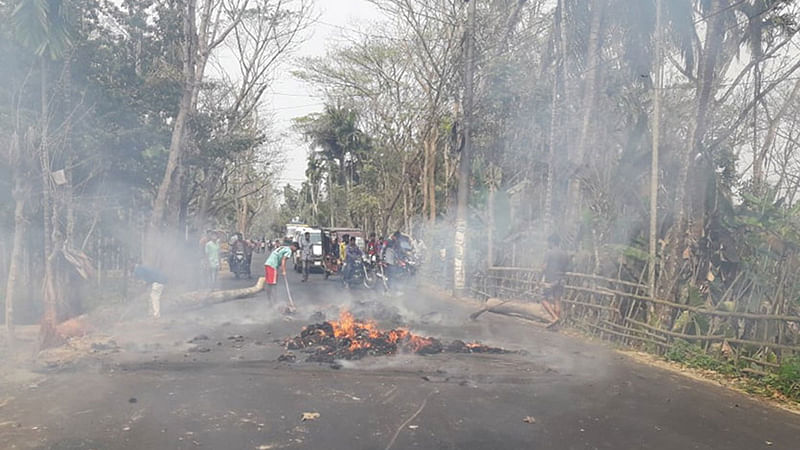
[339,234,348,267]
[264,242,299,301]
[330,237,340,260]
[133,264,168,319]
[300,231,313,282]
[366,233,379,258]
[329,236,340,276]
[381,239,398,290]
[243,238,253,277]
[205,235,221,285]
[198,230,211,281]
[541,234,571,328]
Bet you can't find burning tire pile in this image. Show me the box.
[283,311,512,363]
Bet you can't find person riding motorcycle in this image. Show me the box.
[342,236,363,283]
[229,232,251,275]
[391,231,412,263]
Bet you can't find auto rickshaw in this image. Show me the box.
[321,227,364,279]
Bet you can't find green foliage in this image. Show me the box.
[11,0,73,59]
[665,340,739,376]
[747,356,800,402]
[771,356,800,400]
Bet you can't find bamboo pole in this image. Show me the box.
[579,320,667,348]
[562,298,618,313]
[626,317,800,351]
[600,319,668,343]
[565,272,648,290]
[586,286,800,322]
[740,356,780,369]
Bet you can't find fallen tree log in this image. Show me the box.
[172,277,266,307]
[473,298,553,324]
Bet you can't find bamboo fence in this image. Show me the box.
[473,266,800,372]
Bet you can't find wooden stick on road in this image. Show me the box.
[470,298,513,320]
[283,275,297,314]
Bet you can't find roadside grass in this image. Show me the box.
[664,339,800,403]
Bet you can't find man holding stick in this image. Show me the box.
[264,242,299,303]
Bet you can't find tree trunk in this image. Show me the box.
[565,0,605,231]
[754,77,800,194]
[5,175,25,345]
[149,87,192,258]
[649,0,662,299]
[428,127,438,222]
[38,56,60,348]
[747,8,764,192]
[197,163,223,228]
[544,0,566,235]
[453,0,476,294]
[487,181,495,269]
[675,0,725,228]
[422,137,428,219]
[147,0,196,265]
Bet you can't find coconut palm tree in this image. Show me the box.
[11,0,74,348]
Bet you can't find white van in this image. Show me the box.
[293,227,324,272]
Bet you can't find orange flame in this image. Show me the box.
[406,335,434,352]
[331,311,380,339]
[327,310,436,354]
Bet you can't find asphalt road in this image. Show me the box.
[2,260,799,450]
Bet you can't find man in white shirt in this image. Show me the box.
[300,232,313,282]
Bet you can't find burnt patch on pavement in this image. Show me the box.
[283,311,515,363]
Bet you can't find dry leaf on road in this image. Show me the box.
[301,412,320,421]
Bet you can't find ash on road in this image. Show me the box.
[1,269,799,450]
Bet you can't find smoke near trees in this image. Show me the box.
[284,0,800,320]
[3,0,800,354]
[0,0,313,347]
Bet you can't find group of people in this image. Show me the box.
[261,230,417,300]
[332,231,415,287]
[199,231,277,285]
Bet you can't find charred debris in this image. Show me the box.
[282,311,514,363]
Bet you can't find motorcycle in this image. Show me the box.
[342,256,374,289]
[230,250,251,279]
[400,253,418,277]
[375,254,417,292]
[363,254,378,288]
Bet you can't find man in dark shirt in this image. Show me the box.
[343,236,363,283]
[542,234,570,327]
[133,264,168,319]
